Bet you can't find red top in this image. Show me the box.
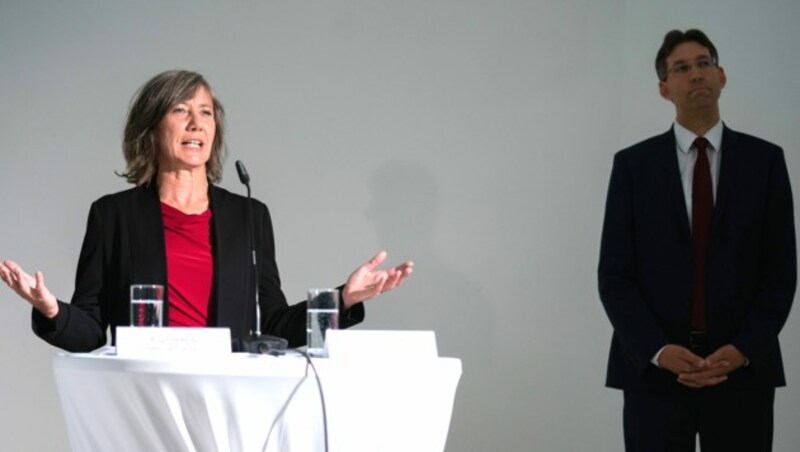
[161,202,214,327]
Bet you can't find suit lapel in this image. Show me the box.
[712,126,736,235]
[657,128,692,242]
[209,186,251,330]
[130,184,168,287]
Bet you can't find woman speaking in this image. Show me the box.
[0,70,413,352]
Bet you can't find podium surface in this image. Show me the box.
[53,351,462,452]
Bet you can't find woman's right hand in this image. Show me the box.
[0,260,59,318]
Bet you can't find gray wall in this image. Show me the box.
[1,1,798,451]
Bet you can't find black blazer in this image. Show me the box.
[32,183,363,352]
[598,126,796,391]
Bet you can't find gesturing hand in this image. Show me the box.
[342,251,413,308]
[0,260,59,318]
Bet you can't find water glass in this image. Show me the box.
[130,284,164,327]
[307,288,339,356]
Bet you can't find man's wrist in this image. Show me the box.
[652,345,668,367]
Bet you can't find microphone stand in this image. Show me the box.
[232,160,288,353]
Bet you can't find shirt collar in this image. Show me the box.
[674,120,723,155]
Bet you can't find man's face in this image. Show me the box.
[659,41,726,116]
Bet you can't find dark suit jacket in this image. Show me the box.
[598,126,796,391]
[32,183,364,352]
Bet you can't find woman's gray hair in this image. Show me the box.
[119,70,226,185]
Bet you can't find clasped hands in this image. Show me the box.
[657,344,747,389]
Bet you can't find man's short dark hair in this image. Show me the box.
[655,29,718,81]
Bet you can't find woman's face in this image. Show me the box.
[156,86,216,174]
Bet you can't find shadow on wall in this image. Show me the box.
[365,160,495,451]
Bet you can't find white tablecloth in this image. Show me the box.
[52,352,462,452]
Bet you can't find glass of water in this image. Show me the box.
[307,288,339,356]
[130,284,164,327]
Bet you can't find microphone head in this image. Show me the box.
[235,160,250,185]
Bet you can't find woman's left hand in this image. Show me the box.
[342,251,413,308]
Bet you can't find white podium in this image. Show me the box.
[52,351,461,452]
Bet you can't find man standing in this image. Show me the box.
[598,29,796,451]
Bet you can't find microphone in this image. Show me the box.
[231,160,287,353]
[235,160,250,185]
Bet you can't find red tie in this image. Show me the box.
[692,137,712,333]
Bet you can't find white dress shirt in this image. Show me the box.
[652,120,723,367]
[674,120,723,225]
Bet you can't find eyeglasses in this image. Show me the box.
[666,58,717,77]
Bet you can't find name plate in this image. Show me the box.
[325,329,439,360]
[116,326,232,358]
